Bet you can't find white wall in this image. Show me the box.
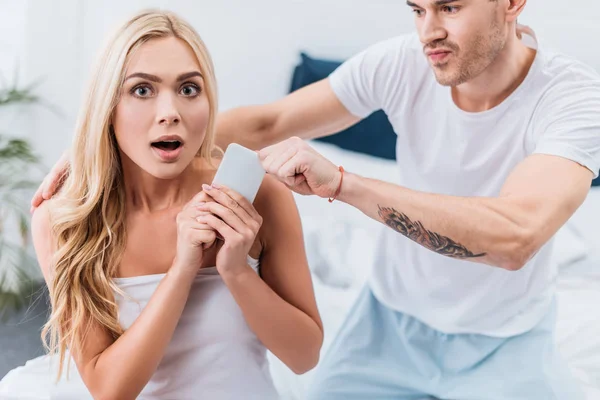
[0,0,30,135]
[20,0,413,169]
[0,1,28,81]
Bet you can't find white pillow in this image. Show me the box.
[556,273,600,394]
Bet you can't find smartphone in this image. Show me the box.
[212,143,266,203]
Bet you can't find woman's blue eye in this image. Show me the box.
[180,84,200,97]
[132,85,153,98]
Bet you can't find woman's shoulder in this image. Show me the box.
[255,175,295,207]
[253,175,300,231]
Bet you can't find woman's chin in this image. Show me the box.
[142,156,197,180]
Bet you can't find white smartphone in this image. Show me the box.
[212,143,266,203]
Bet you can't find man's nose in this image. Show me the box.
[419,14,447,46]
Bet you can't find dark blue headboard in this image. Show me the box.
[289,53,397,160]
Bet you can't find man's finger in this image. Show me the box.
[43,170,64,199]
[31,184,45,209]
[275,153,306,188]
[258,140,290,164]
[265,146,298,177]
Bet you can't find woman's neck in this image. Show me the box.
[121,157,211,213]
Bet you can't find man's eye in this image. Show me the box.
[412,9,424,17]
[442,5,459,13]
[180,84,200,97]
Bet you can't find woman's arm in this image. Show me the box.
[31,199,210,400]
[199,176,324,374]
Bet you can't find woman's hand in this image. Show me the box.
[172,192,218,277]
[196,183,263,277]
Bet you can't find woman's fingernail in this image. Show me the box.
[211,183,221,189]
[202,184,212,191]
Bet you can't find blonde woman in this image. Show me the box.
[0,9,322,400]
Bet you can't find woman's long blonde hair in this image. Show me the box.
[41,9,218,379]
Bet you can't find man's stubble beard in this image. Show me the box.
[432,21,506,87]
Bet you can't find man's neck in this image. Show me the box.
[451,37,537,113]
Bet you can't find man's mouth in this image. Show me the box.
[427,51,451,64]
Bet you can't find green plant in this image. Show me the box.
[0,75,44,319]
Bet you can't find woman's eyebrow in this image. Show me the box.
[123,71,203,83]
[177,71,203,81]
[124,72,161,82]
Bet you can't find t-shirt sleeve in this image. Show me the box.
[532,73,600,179]
[328,35,411,119]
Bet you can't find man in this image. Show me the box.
[33,0,599,398]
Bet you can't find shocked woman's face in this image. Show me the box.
[113,36,210,179]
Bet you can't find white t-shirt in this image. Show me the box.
[328,33,600,336]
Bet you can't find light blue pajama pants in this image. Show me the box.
[306,285,583,400]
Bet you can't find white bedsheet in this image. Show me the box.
[266,141,600,400]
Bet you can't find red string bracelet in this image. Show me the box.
[328,166,345,203]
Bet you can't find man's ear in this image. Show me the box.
[505,0,527,23]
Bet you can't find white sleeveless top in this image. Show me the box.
[0,256,280,400]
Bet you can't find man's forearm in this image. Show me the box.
[214,79,361,151]
[337,172,536,271]
[215,106,279,151]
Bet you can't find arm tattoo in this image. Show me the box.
[377,206,486,259]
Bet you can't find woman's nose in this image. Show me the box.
[156,94,181,126]
[159,113,180,125]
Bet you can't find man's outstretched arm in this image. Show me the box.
[215,78,359,150]
[259,139,594,271]
[338,153,592,270]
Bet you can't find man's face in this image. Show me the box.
[409,0,507,86]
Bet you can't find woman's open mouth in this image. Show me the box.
[151,140,184,162]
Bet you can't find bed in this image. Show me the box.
[266,140,600,400]
[1,140,598,399]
